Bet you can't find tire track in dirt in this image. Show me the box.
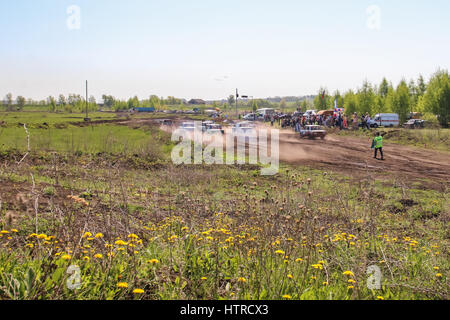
[277,129,449,189]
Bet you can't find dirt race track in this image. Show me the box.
[277,128,450,190]
[129,118,449,190]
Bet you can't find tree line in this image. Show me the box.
[312,69,449,127]
[2,69,447,127]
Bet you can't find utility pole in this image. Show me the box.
[235,88,238,119]
[84,80,90,122]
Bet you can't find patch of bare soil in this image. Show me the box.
[277,129,450,191]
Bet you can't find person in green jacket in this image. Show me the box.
[372,132,384,160]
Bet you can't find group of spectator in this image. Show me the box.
[275,113,350,132]
[263,111,374,133]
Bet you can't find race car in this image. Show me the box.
[299,125,327,139]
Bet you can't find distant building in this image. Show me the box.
[188,99,206,105]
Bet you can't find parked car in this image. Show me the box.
[299,125,327,139]
[404,119,425,129]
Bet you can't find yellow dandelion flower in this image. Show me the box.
[275,250,285,255]
[377,296,385,300]
[94,254,103,259]
[61,254,72,261]
[37,234,47,239]
[287,274,293,279]
[436,273,443,278]
[147,259,159,264]
[282,295,292,299]
[11,229,18,233]
[133,289,144,294]
[95,233,104,238]
[117,282,128,288]
[343,271,355,277]
[237,277,246,283]
[83,232,92,238]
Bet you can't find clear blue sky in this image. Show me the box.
[0,0,449,101]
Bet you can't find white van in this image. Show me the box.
[256,108,275,117]
[370,113,400,127]
[304,110,317,118]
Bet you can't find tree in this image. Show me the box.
[227,95,235,106]
[408,80,418,112]
[16,96,26,111]
[313,88,329,111]
[379,78,390,98]
[377,78,392,112]
[422,69,449,127]
[5,93,13,111]
[58,94,67,107]
[149,95,161,110]
[128,96,140,109]
[343,90,357,115]
[332,90,344,109]
[48,96,57,112]
[251,99,258,113]
[392,80,410,124]
[279,99,287,113]
[300,100,309,112]
[357,80,375,115]
[102,95,115,109]
[416,75,427,97]
[89,96,97,111]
